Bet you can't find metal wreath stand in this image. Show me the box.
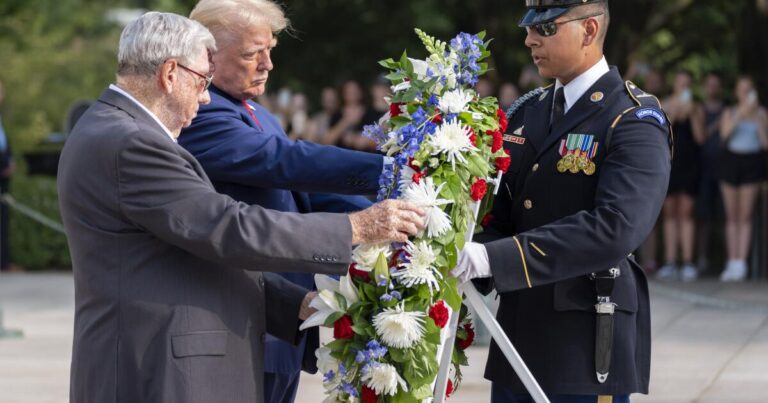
[432,172,549,403]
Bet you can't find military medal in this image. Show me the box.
[558,134,581,171]
[576,135,593,171]
[584,161,596,176]
[583,140,599,176]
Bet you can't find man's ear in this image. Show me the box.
[158,60,178,94]
[583,18,599,47]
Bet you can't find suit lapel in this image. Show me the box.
[524,86,554,155]
[535,67,624,160]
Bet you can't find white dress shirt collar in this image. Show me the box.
[109,84,176,143]
[554,56,610,114]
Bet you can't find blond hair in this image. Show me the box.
[190,0,289,45]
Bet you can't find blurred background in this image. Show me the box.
[1,1,768,402]
[0,0,767,274]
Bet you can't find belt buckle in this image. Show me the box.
[590,267,621,280]
[595,301,616,314]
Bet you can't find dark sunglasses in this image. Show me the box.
[178,63,214,93]
[528,12,604,37]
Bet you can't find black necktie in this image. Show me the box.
[551,86,565,127]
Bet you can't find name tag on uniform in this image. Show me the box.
[504,126,526,145]
[504,135,526,145]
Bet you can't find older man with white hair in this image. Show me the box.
[180,2,395,402]
[58,11,424,403]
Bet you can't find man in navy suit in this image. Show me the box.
[181,1,386,402]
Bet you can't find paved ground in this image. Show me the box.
[0,272,767,403]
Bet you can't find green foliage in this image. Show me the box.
[9,176,70,269]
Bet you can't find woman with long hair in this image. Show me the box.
[657,71,706,281]
[717,77,768,281]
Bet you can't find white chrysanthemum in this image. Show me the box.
[373,303,426,349]
[393,241,442,293]
[362,363,409,396]
[428,119,477,170]
[352,242,393,272]
[401,177,452,239]
[300,274,359,330]
[438,88,474,114]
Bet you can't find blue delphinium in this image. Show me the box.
[450,32,484,87]
[427,94,440,107]
[323,370,335,383]
[363,123,389,150]
[411,107,428,126]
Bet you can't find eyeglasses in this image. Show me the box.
[528,12,604,37]
[178,63,214,93]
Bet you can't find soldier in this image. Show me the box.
[451,1,672,402]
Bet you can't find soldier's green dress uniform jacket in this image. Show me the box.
[477,67,672,395]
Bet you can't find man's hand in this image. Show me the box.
[299,291,318,321]
[348,200,425,244]
[450,242,492,284]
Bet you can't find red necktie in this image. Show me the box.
[242,100,263,129]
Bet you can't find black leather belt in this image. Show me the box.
[591,267,620,384]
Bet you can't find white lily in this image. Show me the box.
[299,274,359,330]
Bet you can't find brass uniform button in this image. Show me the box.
[524,199,533,210]
[532,163,539,172]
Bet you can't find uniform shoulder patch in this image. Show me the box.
[635,107,666,125]
[625,80,662,108]
[504,85,551,121]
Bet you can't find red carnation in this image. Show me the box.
[349,263,371,282]
[446,379,454,398]
[470,179,488,201]
[497,108,509,133]
[495,155,511,173]
[333,315,354,340]
[468,128,477,146]
[432,113,443,124]
[362,385,378,403]
[486,130,503,153]
[429,300,450,328]
[457,323,475,350]
[481,213,494,227]
[389,103,403,117]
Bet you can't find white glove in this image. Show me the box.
[450,242,491,284]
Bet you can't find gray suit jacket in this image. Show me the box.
[58,88,352,403]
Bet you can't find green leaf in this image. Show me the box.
[323,311,344,327]
[412,383,434,400]
[443,276,462,311]
[389,347,407,362]
[424,318,442,344]
[323,338,350,352]
[334,291,348,311]
[393,389,421,403]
